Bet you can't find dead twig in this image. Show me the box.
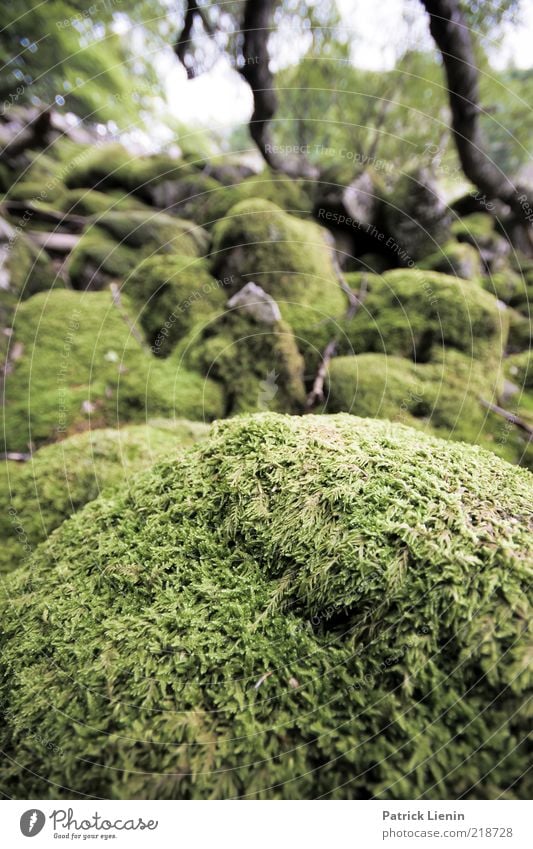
[480,398,533,440]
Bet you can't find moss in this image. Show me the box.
[0,413,531,799]
[67,211,207,290]
[383,167,451,260]
[451,213,497,247]
[0,223,57,329]
[123,255,228,357]
[418,240,482,280]
[505,351,533,390]
[507,309,531,353]
[59,189,149,217]
[0,420,209,574]
[325,350,531,466]
[2,289,224,452]
[180,311,306,415]
[212,199,347,361]
[157,169,313,227]
[64,143,194,202]
[339,269,507,365]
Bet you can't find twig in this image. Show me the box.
[480,398,533,440]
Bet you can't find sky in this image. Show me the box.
[163,0,533,129]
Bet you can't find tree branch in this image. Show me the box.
[239,0,319,179]
[420,0,532,225]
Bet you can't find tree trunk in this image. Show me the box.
[420,0,532,246]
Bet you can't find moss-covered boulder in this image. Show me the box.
[0,420,209,573]
[151,169,313,227]
[2,289,224,452]
[506,351,533,390]
[325,350,532,467]
[123,255,228,357]
[339,269,507,365]
[0,217,57,327]
[382,167,451,260]
[212,199,347,361]
[179,292,306,414]
[418,240,482,280]
[1,413,531,799]
[64,143,191,202]
[67,210,208,290]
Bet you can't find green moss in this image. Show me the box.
[181,311,306,415]
[2,289,224,452]
[67,211,207,290]
[451,213,497,247]
[64,144,193,202]
[0,420,209,573]
[505,351,533,389]
[0,413,531,799]
[325,350,531,466]
[507,309,531,353]
[123,255,228,357]
[154,169,313,227]
[0,223,57,329]
[212,199,347,361]
[59,189,149,217]
[418,240,482,280]
[340,269,507,365]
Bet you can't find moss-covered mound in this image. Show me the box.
[0,219,57,327]
[418,240,482,281]
[211,199,347,360]
[340,269,507,365]
[2,289,224,452]
[0,420,209,573]
[325,351,532,467]
[180,309,306,415]
[64,144,191,202]
[122,255,227,357]
[1,413,531,800]
[67,211,208,290]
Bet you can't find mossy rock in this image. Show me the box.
[179,309,306,415]
[324,350,532,467]
[67,211,208,290]
[123,255,228,357]
[0,413,531,799]
[451,212,497,247]
[0,218,57,328]
[2,289,224,452]
[211,199,347,362]
[339,269,507,365]
[59,189,149,217]
[382,167,451,260]
[418,240,482,280]
[64,143,192,202]
[507,309,531,354]
[505,351,533,390]
[152,169,313,227]
[0,420,209,574]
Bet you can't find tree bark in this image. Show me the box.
[420,0,532,229]
[239,0,318,179]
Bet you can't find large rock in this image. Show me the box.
[1,413,531,799]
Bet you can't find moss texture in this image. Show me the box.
[339,269,507,365]
[123,255,228,357]
[0,413,531,799]
[67,211,207,291]
[64,143,193,202]
[0,224,57,327]
[418,240,482,280]
[212,199,347,360]
[325,351,532,467]
[0,420,209,573]
[2,290,224,452]
[180,311,306,415]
